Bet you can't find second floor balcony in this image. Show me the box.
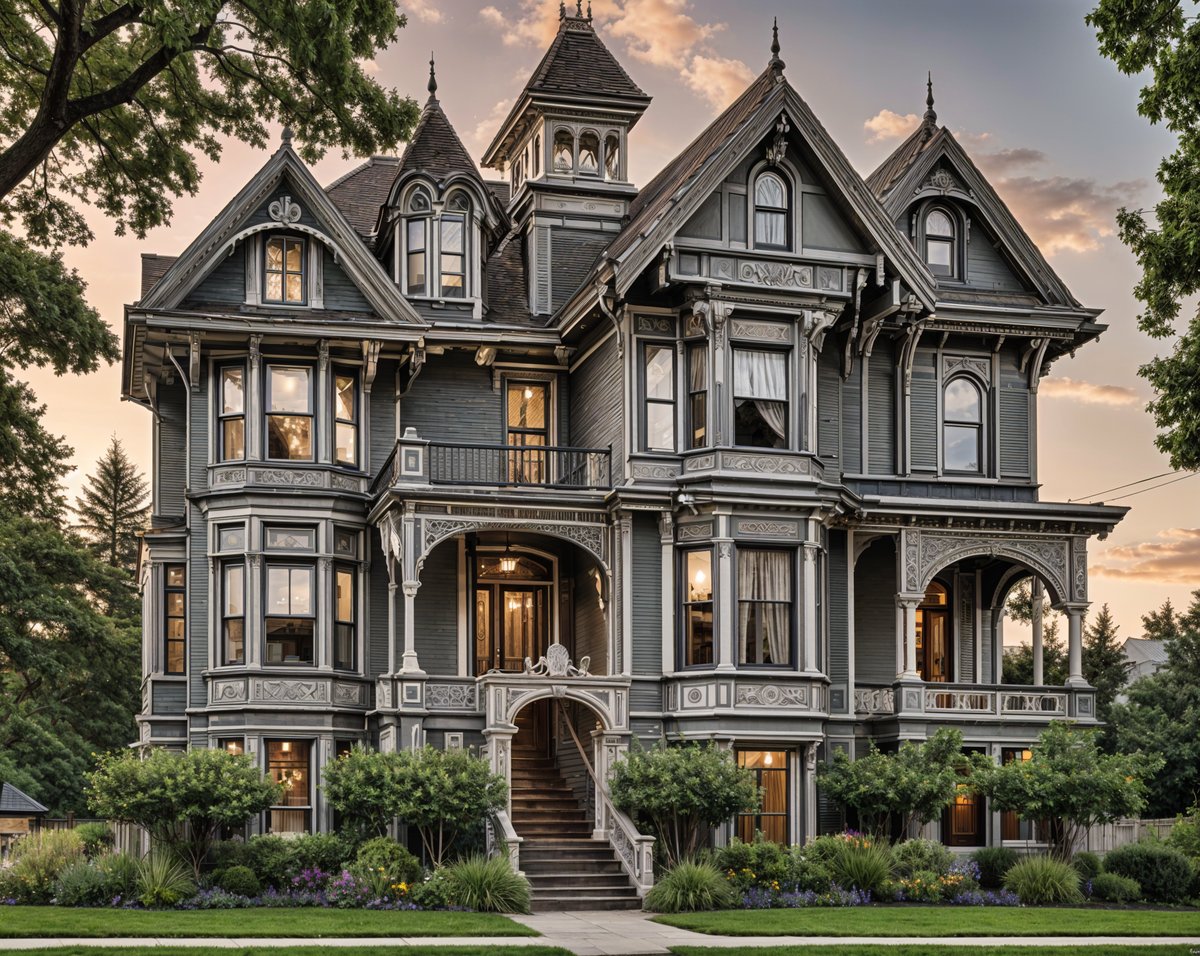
[373,429,612,496]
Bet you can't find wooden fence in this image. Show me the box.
[1079,817,1177,853]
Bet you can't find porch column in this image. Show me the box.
[896,595,922,680]
[803,742,819,843]
[1064,603,1088,687]
[659,512,675,675]
[1032,579,1045,685]
[399,581,423,674]
[715,517,735,672]
[802,542,819,674]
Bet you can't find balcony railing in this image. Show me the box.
[373,436,612,494]
[854,681,1072,719]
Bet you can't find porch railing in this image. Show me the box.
[854,682,1070,718]
[372,439,612,493]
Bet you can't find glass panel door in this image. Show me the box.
[506,382,549,484]
[500,587,545,671]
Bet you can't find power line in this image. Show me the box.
[1069,470,1180,502]
[1093,471,1199,504]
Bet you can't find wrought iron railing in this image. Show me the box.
[429,442,613,490]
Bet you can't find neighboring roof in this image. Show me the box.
[140,254,177,299]
[865,122,939,201]
[1123,637,1168,666]
[0,782,48,815]
[325,156,400,240]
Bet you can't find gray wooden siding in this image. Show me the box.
[414,541,458,676]
[910,349,937,472]
[568,332,622,472]
[854,537,895,684]
[368,534,390,676]
[369,360,397,474]
[802,192,862,253]
[817,347,841,469]
[550,228,607,313]
[532,226,551,315]
[156,382,187,518]
[184,252,244,307]
[956,573,976,682]
[152,682,187,714]
[827,531,848,705]
[631,513,662,676]
[998,349,1031,478]
[867,345,895,474]
[323,249,372,312]
[402,352,504,445]
[572,561,607,674]
[840,364,861,474]
[187,373,210,707]
[980,613,994,684]
[966,233,1024,292]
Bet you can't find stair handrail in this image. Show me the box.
[485,805,523,873]
[555,700,656,896]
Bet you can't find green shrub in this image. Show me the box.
[53,861,111,906]
[892,838,954,878]
[216,864,260,897]
[829,840,893,893]
[711,837,790,892]
[1103,842,1194,903]
[971,846,1019,888]
[8,829,85,903]
[441,854,531,913]
[785,847,832,893]
[806,834,849,865]
[241,835,294,888]
[644,860,735,913]
[1091,871,1141,903]
[1072,851,1102,881]
[74,822,114,860]
[897,868,944,903]
[1003,855,1083,904]
[408,868,454,909]
[287,833,350,876]
[1166,806,1200,862]
[97,852,139,900]
[136,849,197,908]
[355,836,422,884]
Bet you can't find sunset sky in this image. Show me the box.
[25,0,1200,643]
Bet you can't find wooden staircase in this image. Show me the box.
[510,709,640,911]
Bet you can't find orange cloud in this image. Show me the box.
[1039,377,1139,406]
[403,0,444,24]
[606,0,720,69]
[863,109,919,144]
[1093,528,1200,584]
[681,54,754,110]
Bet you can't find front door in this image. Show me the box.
[473,552,552,674]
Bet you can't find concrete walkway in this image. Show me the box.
[1,911,1199,955]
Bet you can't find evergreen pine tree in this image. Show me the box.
[1141,598,1181,641]
[1083,603,1130,727]
[74,437,149,574]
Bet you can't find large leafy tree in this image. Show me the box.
[975,721,1161,860]
[74,435,149,573]
[1109,589,1200,815]
[1083,603,1131,729]
[0,512,140,813]
[1088,0,1200,468]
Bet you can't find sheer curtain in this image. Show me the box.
[734,349,788,442]
[738,550,791,665]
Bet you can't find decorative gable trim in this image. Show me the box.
[140,145,425,326]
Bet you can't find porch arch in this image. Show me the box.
[900,528,1070,606]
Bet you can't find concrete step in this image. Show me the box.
[531,895,641,912]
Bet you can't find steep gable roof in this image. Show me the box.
[0,782,48,815]
[868,122,1082,309]
[325,155,400,240]
[397,92,483,184]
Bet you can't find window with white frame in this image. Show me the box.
[218,364,246,462]
[924,207,956,277]
[737,548,792,666]
[265,365,313,461]
[687,343,708,449]
[333,370,358,468]
[440,194,469,298]
[264,236,306,304]
[334,564,356,670]
[642,342,675,452]
[404,188,431,296]
[733,347,789,449]
[221,561,245,665]
[943,375,984,473]
[265,564,315,665]
[753,172,790,249]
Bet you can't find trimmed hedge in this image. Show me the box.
[1102,842,1195,903]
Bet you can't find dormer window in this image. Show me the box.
[753,172,789,250]
[440,193,470,298]
[403,187,431,297]
[605,134,620,180]
[578,131,599,174]
[264,236,306,304]
[925,208,956,277]
[553,129,574,172]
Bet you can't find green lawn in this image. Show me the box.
[670,948,1198,956]
[656,905,1200,937]
[0,906,537,938]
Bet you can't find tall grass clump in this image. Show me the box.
[828,839,893,894]
[643,860,735,913]
[135,849,196,908]
[1002,855,1083,904]
[441,855,530,913]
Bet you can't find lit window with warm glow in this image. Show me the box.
[334,371,358,468]
[737,750,789,843]
[682,549,714,667]
[163,564,186,674]
[218,365,245,461]
[264,236,306,304]
[266,365,313,461]
[219,738,244,756]
[267,740,311,833]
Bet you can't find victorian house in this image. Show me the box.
[124,9,1126,908]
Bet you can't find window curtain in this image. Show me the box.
[738,550,791,664]
[690,345,708,390]
[734,349,788,442]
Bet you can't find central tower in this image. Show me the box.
[481,2,651,316]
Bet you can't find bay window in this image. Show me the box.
[265,365,313,461]
[333,370,358,468]
[222,562,245,665]
[218,365,245,461]
[682,549,714,667]
[264,236,306,304]
[737,549,792,666]
[267,740,311,834]
[687,343,707,449]
[733,348,789,448]
[642,343,675,452]
[265,565,315,665]
[164,564,186,674]
[334,565,356,670]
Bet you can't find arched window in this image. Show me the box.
[578,131,599,174]
[553,129,574,172]
[943,376,983,472]
[604,133,620,180]
[404,187,431,296]
[925,207,956,277]
[753,171,789,249]
[439,193,470,298]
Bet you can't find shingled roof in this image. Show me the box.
[325,155,401,240]
[0,782,48,815]
[524,8,648,102]
[397,64,484,186]
[865,122,942,201]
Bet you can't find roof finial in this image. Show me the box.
[559,0,565,20]
[922,71,937,134]
[281,126,294,147]
[768,17,785,75]
[576,0,582,15]
[427,53,438,101]
[587,0,592,19]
